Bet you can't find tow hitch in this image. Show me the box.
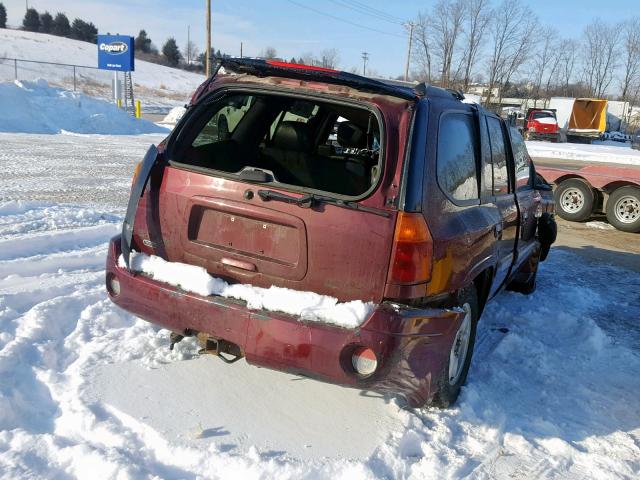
[196,332,244,364]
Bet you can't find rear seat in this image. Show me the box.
[262,121,371,196]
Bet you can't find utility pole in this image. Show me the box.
[362,52,369,76]
[404,22,414,82]
[187,25,191,64]
[205,0,212,77]
[240,41,243,58]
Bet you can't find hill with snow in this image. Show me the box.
[0,29,204,111]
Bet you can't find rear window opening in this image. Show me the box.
[169,91,382,197]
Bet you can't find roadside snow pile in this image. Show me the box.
[160,106,186,125]
[526,140,640,165]
[1,199,640,478]
[0,80,169,135]
[120,250,375,327]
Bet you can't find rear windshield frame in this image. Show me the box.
[165,85,387,202]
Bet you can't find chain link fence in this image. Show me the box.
[0,56,117,102]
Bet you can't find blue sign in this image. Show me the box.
[97,35,135,72]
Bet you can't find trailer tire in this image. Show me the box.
[606,186,640,233]
[554,179,594,222]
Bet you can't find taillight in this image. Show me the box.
[388,212,433,284]
[131,161,142,187]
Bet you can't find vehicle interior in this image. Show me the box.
[170,92,382,197]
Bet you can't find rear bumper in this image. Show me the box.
[105,235,464,406]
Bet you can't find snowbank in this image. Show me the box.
[119,251,375,328]
[0,80,169,135]
[526,139,640,165]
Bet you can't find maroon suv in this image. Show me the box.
[106,59,555,407]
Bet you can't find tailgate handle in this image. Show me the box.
[221,257,257,272]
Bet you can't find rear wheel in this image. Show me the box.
[606,186,640,233]
[431,285,479,408]
[554,179,594,222]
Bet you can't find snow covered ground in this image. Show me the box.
[526,140,640,166]
[0,133,639,478]
[0,29,204,111]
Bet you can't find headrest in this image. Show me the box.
[272,121,311,152]
[337,122,367,148]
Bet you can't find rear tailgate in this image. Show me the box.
[131,91,412,304]
[161,167,398,302]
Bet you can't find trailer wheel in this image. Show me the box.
[606,186,640,233]
[554,179,594,222]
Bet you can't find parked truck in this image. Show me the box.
[549,97,608,144]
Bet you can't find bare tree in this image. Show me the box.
[320,48,340,69]
[431,0,465,88]
[531,26,559,105]
[582,20,620,98]
[414,12,434,83]
[260,46,278,60]
[557,39,579,96]
[460,0,490,92]
[620,17,640,101]
[183,40,199,64]
[485,0,536,106]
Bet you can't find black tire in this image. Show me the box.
[554,179,594,222]
[606,186,640,233]
[431,285,479,409]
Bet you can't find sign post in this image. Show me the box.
[97,35,135,104]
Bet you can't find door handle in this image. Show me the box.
[493,223,503,238]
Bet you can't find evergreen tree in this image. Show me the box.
[39,11,53,33]
[0,3,7,29]
[290,57,297,64]
[135,29,152,53]
[162,37,182,67]
[70,18,97,43]
[22,8,40,32]
[52,13,70,37]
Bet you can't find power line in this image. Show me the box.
[340,0,406,24]
[326,0,405,25]
[285,0,405,39]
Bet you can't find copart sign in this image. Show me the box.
[97,35,135,72]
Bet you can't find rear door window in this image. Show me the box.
[486,117,510,195]
[172,92,382,198]
[509,128,531,191]
[437,113,479,202]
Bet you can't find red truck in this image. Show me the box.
[535,160,640,232]
[523,108,560,142]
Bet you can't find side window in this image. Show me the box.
[437,113,479,202]
[192,95,253,147]
[509,127,531,191]
[486,117,509,195]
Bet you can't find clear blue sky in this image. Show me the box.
[4,0,639,76]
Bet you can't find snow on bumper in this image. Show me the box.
[105,235,464,405]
